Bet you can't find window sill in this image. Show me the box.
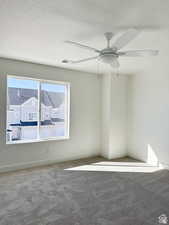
[6,136,70,145]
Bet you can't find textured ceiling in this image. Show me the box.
[0,0,168,74]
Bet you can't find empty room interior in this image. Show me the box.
[0,0,169,224]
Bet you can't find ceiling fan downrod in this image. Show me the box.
[104,32,113,48]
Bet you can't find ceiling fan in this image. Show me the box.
[62,29,158,68]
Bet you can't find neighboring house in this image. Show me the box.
[7,87,65,141]
[52,103,65,122]
[41,103,52,122]
[21,97,38,125]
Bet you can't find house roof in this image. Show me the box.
[41,90,64,108]
[8,88,38,105]
[8,87,64,108]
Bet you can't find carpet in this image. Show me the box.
[0,167,169,225]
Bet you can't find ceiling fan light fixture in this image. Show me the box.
[99,54,117,64]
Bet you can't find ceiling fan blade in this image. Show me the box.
[65,40,100,53]
[112,29,140,50]
[118,50,159,57]
[110,59,120,68]
[62,56,98,64]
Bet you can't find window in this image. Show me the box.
[7,76,70,144]
[28,112,37,121]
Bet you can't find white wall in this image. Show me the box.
[101,73,128,159]
[101,73,111,159]
[0,58,101,172]
[101,29,169,166]
[110,75,128,158]
[127,29,169,166]
[2,30,169,172]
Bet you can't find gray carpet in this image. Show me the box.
[0,168,169,225]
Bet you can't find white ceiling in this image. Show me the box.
[0,0,169,74]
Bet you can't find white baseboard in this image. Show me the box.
[101,150,127,160]
[1,155,168,174]
[0,153,100,174]
[0,158,60,173]
[160,163,169,170]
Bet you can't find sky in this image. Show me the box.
[8,77,65,93]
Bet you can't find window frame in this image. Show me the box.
[6,75,70,144]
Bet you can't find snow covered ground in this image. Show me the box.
[7,122,65,142]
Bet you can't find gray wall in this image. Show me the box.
[0,58,101,171]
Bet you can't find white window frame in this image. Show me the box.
[6,75,70,144]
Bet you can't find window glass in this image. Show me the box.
[7,77,39,142]
[40,82,66,139]
[7,76,69,144]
